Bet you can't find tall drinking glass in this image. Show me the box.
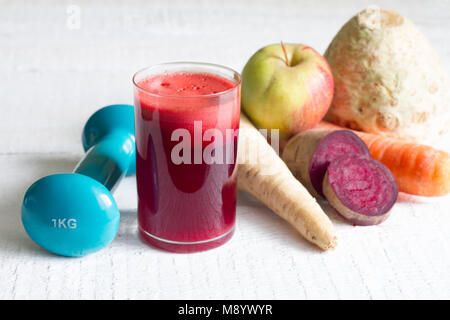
[133,62,241,253]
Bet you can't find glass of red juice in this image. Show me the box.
[133,62,241,253]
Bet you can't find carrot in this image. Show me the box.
[316,121,450,197]
[237,114,338,250]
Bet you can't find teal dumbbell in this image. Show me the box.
[21,104,135,257]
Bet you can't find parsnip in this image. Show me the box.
[237,114,337,250]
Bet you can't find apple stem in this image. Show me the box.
[281,41,290,67]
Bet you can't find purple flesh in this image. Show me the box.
[327,155,398,221]
[309,130,370,197]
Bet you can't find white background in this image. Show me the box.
[1,0,450,299]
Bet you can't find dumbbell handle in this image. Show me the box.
[74,129,135,192]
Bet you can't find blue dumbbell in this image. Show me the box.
[21,104,135,257]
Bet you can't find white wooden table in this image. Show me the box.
[1,0,450,300]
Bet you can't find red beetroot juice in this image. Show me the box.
[133,63,241,253]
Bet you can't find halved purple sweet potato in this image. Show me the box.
[282,129,370,198]
[322,155,398,226]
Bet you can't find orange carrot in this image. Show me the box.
[316,121,450,197]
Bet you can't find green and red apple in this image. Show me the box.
[241,43,334,140]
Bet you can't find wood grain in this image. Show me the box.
[1,0,449,299]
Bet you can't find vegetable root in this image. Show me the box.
[282,129,370,198]
[237,114,337,251]
[317,121,450,197]
[322,155,398,226]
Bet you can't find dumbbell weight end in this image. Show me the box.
[21,105,135,257]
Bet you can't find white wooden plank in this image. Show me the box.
[1,0,450,300]
[1,153,450,299]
